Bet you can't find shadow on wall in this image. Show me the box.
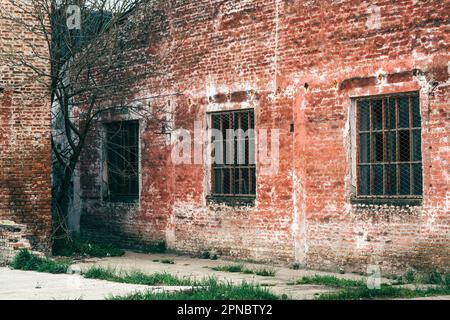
[79,201,166,250]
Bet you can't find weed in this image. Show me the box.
[211,264,244,273]
[318,284,450,300]
[211,264,276,277]
[252,267,276,277]
[11,249,71,274]
[111,278,282,300]
[290,263,301,270]
[161,259,175,264]
[83,266,193,286]
[295,274,450,300]
[296,275,364,288]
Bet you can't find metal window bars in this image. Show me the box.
[356,92,422,198]
[210,109,256,197]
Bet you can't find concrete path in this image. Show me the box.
[2,252,448,300]
[72,251,376,300]
[0,267,184,300]
[73,251,450,300]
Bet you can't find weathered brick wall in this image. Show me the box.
[80,0,449,273]
[0,220,32,264]
[283,0,449,274]
[0,0,52,253]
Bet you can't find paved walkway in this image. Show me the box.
[73,251,377,300]
[0,267,184,300]
[2,252,448,300]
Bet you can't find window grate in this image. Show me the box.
[105,120,139,202]
[356,93,422,198]
[210,109,256,197]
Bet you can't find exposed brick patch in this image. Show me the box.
[0,220,32,264]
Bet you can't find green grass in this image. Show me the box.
[211,264,276,277]
[161,259,175,264]
[252,267,276,277]
[83,266,194,286]
[290,263,301,270]
[11,249,71,274]
[296,275,364,288]
[53,234,124,258]
[318,284,450,300]
[111,278,282,300]
[394,270,450,286]
[84,266,281,300]
[295,274,450,300]
[211,264,244,273]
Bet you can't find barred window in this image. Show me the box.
[356,92,422,199]
[105,120,139,202]
[210,109,256,199]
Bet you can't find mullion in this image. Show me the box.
[382,98,386,195]
[369,99,374,195]
[395,96,400,196]
[409,96,414,195]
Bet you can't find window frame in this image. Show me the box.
[351,91,423,205]
[103,120,140,203]
[206,108,256,205]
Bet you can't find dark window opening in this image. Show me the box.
[356,93,422,200]
[210,109,256,200]
[105,120,139,202]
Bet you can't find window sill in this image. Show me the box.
[104,196,139,204]
[206,195,256,206]
[350,197,422,206]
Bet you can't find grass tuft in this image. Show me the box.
[11,249,71,274]
[252,267,276,277]
[161,259,175,264]
[211,264,244,273]
[317,284,450,300]
[295,274,450,300]
[111,278,282,300]
[296,275,364,288]
[211,264,276,277]
[83,266,193,286]
[290,263,301,270]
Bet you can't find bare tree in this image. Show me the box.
[1,0,179,241]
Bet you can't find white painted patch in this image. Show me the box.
[366,4,381,30]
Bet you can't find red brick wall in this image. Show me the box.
[0,0,52,252]
[284,0,449,274]
[80,0,449,273]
